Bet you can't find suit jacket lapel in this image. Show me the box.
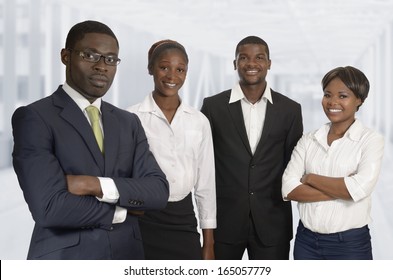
[53,89,105,173]
[101,102,119,177]
[227,100,252,156]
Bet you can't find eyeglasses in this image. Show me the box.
[67,48,121,66]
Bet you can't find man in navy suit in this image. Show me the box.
[201,36,303,259]
[11,20,169,259]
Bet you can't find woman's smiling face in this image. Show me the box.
[322,77,362,125]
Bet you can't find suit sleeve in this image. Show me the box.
[200,98,212,129]
[284,103,303,167]
[113,115,169,211]
[12,106,115,229]
[200,98,209,118]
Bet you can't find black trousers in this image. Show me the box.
[215,216,290,260]
[139,192,202,260]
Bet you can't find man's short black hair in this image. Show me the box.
[65,20,119,49]
[235,36,270,59]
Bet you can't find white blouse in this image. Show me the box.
[127,94,216,229]
[282,119,384,233]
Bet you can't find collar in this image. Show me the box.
[229,82,273,104]
[138,92,193,114]
[62,82,102,112]
[314,119,364,142]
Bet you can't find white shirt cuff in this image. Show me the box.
[113,206,127,224]
[96,177,119,203]
[200,218,217,229]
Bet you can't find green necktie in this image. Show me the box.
[86,105,104,153]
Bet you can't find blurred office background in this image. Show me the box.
[1,0,392,259]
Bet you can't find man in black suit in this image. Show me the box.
[201,36,303,259]
[12,20,169,259]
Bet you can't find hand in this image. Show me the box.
[201,229,215,260]
[202,244,215,260]
[301,174,310,185]
[66,175,103,197]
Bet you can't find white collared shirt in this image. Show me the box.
[282,119,384,233]
[127,94,216,229]
[229,83,273,154]
[62,83,126,224]
[62,82,103,126]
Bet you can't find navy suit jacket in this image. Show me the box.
[12,86,169,259]
[201,89,303,246]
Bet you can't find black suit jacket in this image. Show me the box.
[201,88,303,246]
[12,86,169,259]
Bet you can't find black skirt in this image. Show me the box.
[139,192,202,260]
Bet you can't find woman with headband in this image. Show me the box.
[127,40,216,260]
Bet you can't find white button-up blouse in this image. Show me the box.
[128,94,216,229]
[282,119,384,233]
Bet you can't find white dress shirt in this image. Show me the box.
[229,83,272,154]
[282,119,384,233]
[62,83,126,223]
[128,93,216,229]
